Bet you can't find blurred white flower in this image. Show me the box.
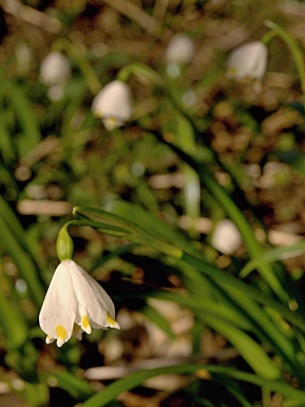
[211,219,241,255]
[91,80,132,131]
[39,260,120,347]
[226,41,268,80]
[39,51,71,101]
[40,51,71,85]
[165,34,195,65]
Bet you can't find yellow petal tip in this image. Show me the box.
[106,313,120,330]
[82,315,92,334]
[55,325,67,347]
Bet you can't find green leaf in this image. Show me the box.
[48,371,95,400]
[141,303,175,339]
[100,199,199,256]
[0,213,44,307]
[72,207,182,258]
[202,314,281,380]
[147,129,288,301]
[6,81,41,155]
[17,382,49,407]
[0,291,28,348]
[0,108,15,162]
[279,151,305,178]
[81,364,305,407]
[264,20,305,108]
[240,239,305,278]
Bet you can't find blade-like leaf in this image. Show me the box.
[82,364,305,407]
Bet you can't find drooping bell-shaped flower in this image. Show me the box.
[165,34,195,78]
[91,80,132,131]
[39,51,71,101]
[165,34,195,65]
[226,41,268,81]
[211,219,241,255]
[39,260,120,347]
[40,51,71,85]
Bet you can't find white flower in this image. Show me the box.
[39,51,71,86]
[211,219,241,255]
[91,80,132,131]
[165,34,195,65]
[39,260,120,347]
[226,41,268,80]
[39,51,71,101]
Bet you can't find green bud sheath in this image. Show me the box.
[56,225,74,261]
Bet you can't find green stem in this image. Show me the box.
[54,38,101,95]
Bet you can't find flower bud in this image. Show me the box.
[56,226,74,261]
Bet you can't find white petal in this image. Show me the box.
[91,80,132,128]
[39,261,78,347]
[226,41,267,80]
[72,324,84,341]
[67,261,119,331]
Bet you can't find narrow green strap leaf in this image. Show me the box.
[0,109,15,162]
[202,314,281,380]
[73,207,182,258]
[70,206,305,333]
[81,364,305,407]
[6,82,41,153]
[104,199,199,256]
[265,20,305,108]
[0,215,44,307]
[181,251,305,333]
[146,129,288,301]
[0,292,28,348]
[141,303,175,339]
[279,151,305,179]
[240,240,305,278]
[49,371,95,400]
[17,382,49,407]
[149,290,252,331]
[0,195,25,240]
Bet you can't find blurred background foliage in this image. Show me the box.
[2,0,305,406]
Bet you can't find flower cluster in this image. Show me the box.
[39,260,119,347]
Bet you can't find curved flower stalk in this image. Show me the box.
[226,41,268,81]
[39,51,71,101]
[39,260,120,347]
[91,80,132,130]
